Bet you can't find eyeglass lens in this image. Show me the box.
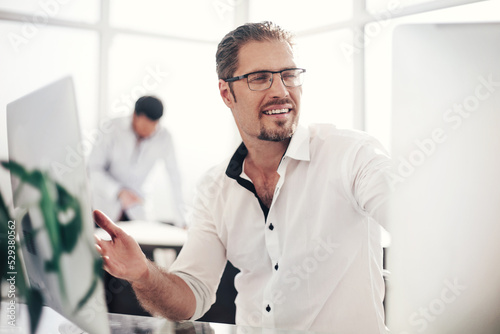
[247,69,304,91]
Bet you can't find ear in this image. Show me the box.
[219,79,234,109]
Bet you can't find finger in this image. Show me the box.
[94,236,114,255]
[101,256,124,278]
[101,256,113,274]
[94,234,110,245]
[93,210,120,239]
[94,233,106,249]
[95,242,104,255]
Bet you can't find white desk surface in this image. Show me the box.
[94,220,187,247]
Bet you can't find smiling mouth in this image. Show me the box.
[263,108,290,115]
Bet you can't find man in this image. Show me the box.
[94,22,392,333]
[88,96,185,226]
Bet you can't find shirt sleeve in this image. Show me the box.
[343,137,393,230]
[168,174,228,320]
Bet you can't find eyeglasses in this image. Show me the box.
[224,68,306,91]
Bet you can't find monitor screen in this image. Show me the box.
[386,23,500,333]
[6,77,110,334]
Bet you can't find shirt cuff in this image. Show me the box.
[170,271,214,321]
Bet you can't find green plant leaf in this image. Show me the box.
[27,288,43,334]
[56,183,82,253]
[0,193,10,277]
[0,186,10,224]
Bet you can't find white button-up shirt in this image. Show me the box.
[87,116,184,224]
[170,124,392,333]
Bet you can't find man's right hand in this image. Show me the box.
[93,209,149,283]
[118,189,143,210]
[94,209,196,321]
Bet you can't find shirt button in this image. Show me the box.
[274,263,279,271]
[269,223,274,231]
[266,305,271,312]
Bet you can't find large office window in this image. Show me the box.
[0,23,99,130]
[109,0,232,41]
[249,0,352,31]
[0,0,100,23]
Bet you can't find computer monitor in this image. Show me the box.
[386,23,500,333]
[6,77,110,334]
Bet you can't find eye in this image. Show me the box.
[282,70,299,79]
[248,72,271,83]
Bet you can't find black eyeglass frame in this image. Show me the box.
[223,68,306,91]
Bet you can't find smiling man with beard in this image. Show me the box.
[94,21,393,334]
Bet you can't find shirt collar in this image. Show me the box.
[225,124,310,179]
[225,142,247,179]
[284,124,310,162]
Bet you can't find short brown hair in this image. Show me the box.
[215,21,295,80]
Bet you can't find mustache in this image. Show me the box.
[261,98,295,110]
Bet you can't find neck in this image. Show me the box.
[244,138,290,175]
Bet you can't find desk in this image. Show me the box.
[95,220,187,253]
[1,303,321,334]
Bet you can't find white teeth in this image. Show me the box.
[264,108,289,115]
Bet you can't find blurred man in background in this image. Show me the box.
[88,95,185,227]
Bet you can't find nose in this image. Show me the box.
[268,72,289,97]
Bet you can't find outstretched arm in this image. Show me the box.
[93,210,196,320]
